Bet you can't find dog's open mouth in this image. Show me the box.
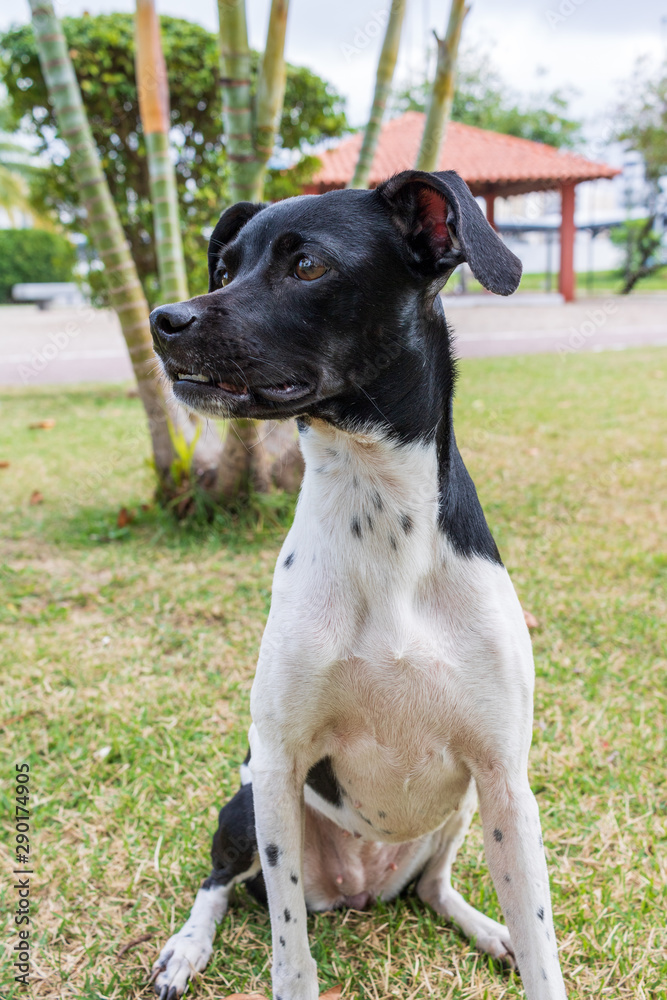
[174,371,312,404]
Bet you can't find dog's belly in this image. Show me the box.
[306,645,474,844]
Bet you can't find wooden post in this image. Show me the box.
[485,193,496,229]
[559,182,576,302]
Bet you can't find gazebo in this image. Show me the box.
[304,112,620,302]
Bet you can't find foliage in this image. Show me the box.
[393,45,582,149]
[610,217,665,294]
[0,227,77,302]
[614,57,667,195]
[0,14,348,307]
[0,98,45,220]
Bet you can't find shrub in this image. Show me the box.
[0,228,77,303]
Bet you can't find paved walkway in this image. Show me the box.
[1,295,666,386]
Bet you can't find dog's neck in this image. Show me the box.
[298,304,501,566]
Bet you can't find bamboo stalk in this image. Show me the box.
[350,0,406,189]
[135,0,188,302]
[253,0,290,189]
[28,0,176,484]
[217,0,257,203]
[415,0,469,172]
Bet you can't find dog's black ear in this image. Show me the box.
[378,169,522,295]
[207,202,266,291]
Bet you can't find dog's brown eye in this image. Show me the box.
[295,257,328,281]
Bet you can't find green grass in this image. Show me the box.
[0,349,666,999]
[460,266,667,295]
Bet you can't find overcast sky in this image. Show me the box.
[2,0,666,144]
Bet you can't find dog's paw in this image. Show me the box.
[151,927,213,999]
[472,921,516,969]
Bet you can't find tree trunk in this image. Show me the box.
[415,0,469,172]
[135,0,188,303]
[349,0,406,189]
[217,0,257,203]
[28,0,176,486]
[215,0,302,497]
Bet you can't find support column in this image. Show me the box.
[559,182,576,302]
[485,193,496,229]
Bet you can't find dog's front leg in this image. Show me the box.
[250,731,318,1000]
[475,772,567,1000]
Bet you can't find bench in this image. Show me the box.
[12,282,86,310]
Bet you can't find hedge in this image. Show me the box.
[0,229,78,303]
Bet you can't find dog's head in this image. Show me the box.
[149,170,521,423]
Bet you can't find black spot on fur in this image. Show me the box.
[366,513,374,531]
[351,516,362,538]
[290,872,298,884]
[493,828,503,843]
[284,908,291,922]
[360,814,374,826]
[352,474,359,488]
[537,906,545,921]
[306,756,343,807]
[296,418,308,434]
[265,843,280,867]
[378,811,387,819]
[389,534,397,550]
[504,874,511,882]
[314,465,327,474]
[372,491,384,511]
[279,936,285,947]
[400,513,413,534]
[542,969,548,981]
[283,551,295,569]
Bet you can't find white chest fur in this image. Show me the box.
[250,419,534,843]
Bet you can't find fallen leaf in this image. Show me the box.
[117,507,134,528]
[320,989,343,999]
[29,419,55,430]
[523,608,539,629]
[29,490,44,505]
[0,461,9,468]
[222,994,267,1000]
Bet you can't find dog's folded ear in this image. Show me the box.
[208,202,266,291]
[377,170,522,296]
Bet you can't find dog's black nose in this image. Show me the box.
[149,303,197,348]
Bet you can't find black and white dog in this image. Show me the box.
[149,170,567,1000]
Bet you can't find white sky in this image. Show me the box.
[2,0,666,142]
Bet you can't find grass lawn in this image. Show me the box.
[461,266,667,296]
[0,348,665,1000]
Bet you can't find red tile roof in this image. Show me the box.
[305,111,619,196]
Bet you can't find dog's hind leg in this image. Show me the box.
[416,780,516,966]
[152,782,261,999]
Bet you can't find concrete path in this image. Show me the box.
[1,295,666,387]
